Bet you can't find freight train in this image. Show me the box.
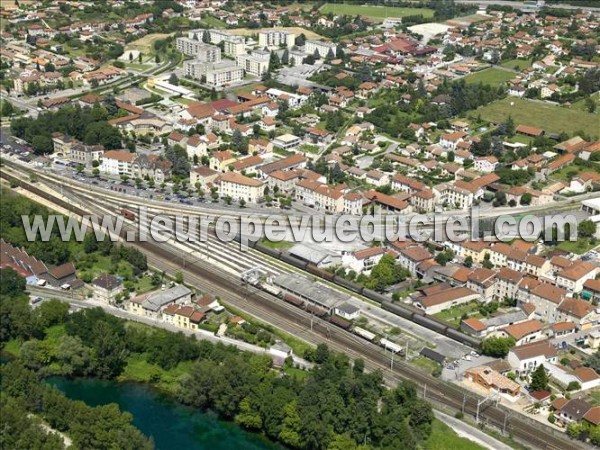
[240,237,481,349]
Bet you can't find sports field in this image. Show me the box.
[319,3,434,22]
[475,97,600,137]
[464,68,516,87]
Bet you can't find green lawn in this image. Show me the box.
[411,355,441,375]
[556,239,597,255]
[200,15,226,28]
[434,301,482,327]
[120,353,194,392]
[259,238,293,250]
[426,420,486,450]
[549,160,600,183]
[464,68,516,87]
[475,97,600,138]
[500,59,532,71]
[319,3,434,21]
[572,93,600,113]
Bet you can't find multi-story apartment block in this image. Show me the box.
[295,179,344,213]
[305,40,337,58]
[184,60,244,86]
[219,172,264,203]
[100,150,135,176]
[236,49,270,77]
[258,30,295,48]
[176,38,222,61]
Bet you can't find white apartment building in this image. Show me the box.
[258,30,295,49]
[184,60,244,86]
[100,150,135,176]
[176,38,222,61]
[305,40,337,58]
[237,49,270,77]
[219,172,264,203]
[204,29,246,56]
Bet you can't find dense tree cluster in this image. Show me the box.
[11,104,122,154]
[179,343,434,449]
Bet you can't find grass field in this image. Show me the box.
[556,239,597,255]
[230,26,323,40]
[434,302,483,327]
[319,3,434,22]
[572,92,600,113]
[475,97,600,137]
[500,59,532,71]
[464,68,516,87]
[125,33,172,54]
[426,420,486,450]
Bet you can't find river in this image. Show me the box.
[46,377,282,450]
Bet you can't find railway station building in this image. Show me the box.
[272,273,350,315]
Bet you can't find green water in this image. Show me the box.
[46,377,282,450]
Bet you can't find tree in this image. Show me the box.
[585,97,597,114]
[175,271,184,284]
[464,256,473,268]
[231,129,247,154]
[239,198,246,208]
[481,336,515,357]
[31,135,53,154]
[530,364,549,392]
[138,52,143,64]
[520,193,532,206]
[169,73,179,86]
[578,220,596,239]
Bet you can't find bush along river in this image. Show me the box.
[45,377,282,450]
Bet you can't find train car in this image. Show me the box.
[363,289,388,304]
[329,315,352,330]
[380,338,404,354]
[306,264,335,281]
[446,327,481,348]
[305,303,327,317]
[412,313,448,334]
[121,209,136,221]
[381,300,418,321]
[333,275,364,294]
[254,242,282,259]
[280,252,307,270]
[282,293,304,307]
[354,326,376,342]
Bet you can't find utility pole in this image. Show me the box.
[423,384,427,399]
[462,393,467,414]
[503,412,511,435]
[405,341,408,361]
[390,350,394,370]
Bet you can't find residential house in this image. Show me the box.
[507,340,558,375]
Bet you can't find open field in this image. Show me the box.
[230,26,323,40]
[319,3,434,22]
[426,420,486,450]
[475,97,600,137]
[464,68,516,87]
[125,33,172,54]
[572,92,600,113]
[500,59,532,71]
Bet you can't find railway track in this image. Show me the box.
[1,169,588,450]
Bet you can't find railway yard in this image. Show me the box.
[0,158,589,450]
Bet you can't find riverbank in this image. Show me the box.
[46,376,282,450]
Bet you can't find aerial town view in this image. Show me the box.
[1,0,600,449]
